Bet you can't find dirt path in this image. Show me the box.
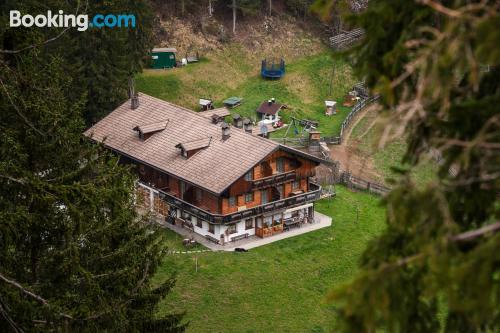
[318,108,383,183]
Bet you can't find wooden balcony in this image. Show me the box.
[251,171,296,190]
[146,182,321,225]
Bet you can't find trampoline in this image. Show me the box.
[261,58,285,79]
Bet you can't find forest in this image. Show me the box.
[0,0,498,332]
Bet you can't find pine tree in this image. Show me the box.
[0,0,154,124]
[316,1,499,332]
[0,49,185,333]
[0,2,185,332]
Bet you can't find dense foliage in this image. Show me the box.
[0,1,184,331]
[1,0,153,123]
[316,1,499,332]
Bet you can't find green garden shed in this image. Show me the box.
[151,47,177,69]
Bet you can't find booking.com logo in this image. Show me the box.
[9,10,136,31]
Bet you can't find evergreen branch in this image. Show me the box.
[444,171,500,187]
[377,222,500,273]
[80,261,152,322]
[451,221,500,242]
[0,272,73,320]
[0,272,48,306]
[0,174,26,185]
[0,77,45,136]
[0,296,23,333]
[0,27,71,54]
[418,0,490,18]
[438,139,500,150]
[0,0,87,54]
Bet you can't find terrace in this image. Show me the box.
[145,181,322,225]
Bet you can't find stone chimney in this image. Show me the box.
[232,113,243,128]
[243,118,252,133]
[221,122,231,140]
[128,77,139,109]
[131,93,139,109]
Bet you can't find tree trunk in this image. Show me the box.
[232,0,236,34]
[269,0,272,16]
[181,0,185,16]
[209,0,213,17]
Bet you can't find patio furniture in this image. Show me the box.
[205,234,220,244]
[230,233,249,242]
[223,96,243,108]
[283,217,301,231]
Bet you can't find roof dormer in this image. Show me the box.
[175,137,212,158]
[133,119,169,140]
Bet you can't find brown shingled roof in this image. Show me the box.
[198,107,231,119]
[256,101,285,115]
[84,93,279,194]
[177,137,212,152]
[135,119,169,134]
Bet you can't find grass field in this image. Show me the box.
[136,47,356,137]
[350,110,437,185]
[153,186,386,333]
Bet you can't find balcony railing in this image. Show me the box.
[150,182,322,225]
[251,171,296,190]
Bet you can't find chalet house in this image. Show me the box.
[84,93,323,245]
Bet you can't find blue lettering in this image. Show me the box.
[92,14,104,28]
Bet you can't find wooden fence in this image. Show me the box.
[343,173,391,196]
[272,89,379,147]
[319,94,380,145]
[330,28,365,51]
[314,170,391,197]
[339,94,379,141]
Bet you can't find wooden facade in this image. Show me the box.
[130,149,317,217]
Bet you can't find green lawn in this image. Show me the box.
[136,48,356,138]
[153,186,386,333]
[350,110,437,185]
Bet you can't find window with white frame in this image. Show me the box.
[229,196,236,207]
[208,223,215,234]
[292,180,300,190]
[196,219,202,228]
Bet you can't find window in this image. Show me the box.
[261,190,268,204]
[245,192,254,203]
[196,219,202,228]
[276,157,285,173]
[278,185,284,199]
[227,224,237,234]
[195,188,202,201]
[292,180,299,190]
[244,169,253,181]
[229,196,236,207]
[245,219,253,230]
[208,223,215,234]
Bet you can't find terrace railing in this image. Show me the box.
[251,171,296,189]
[139,181,322,225]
